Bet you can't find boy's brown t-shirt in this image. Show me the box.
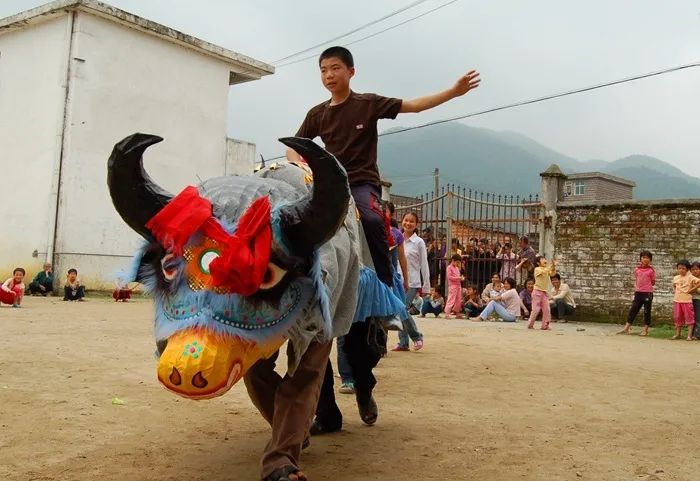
[295,91,402,186]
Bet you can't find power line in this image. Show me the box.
[260,61,700,160]
[276,0,461,68]
[271,0,432,65]
[379,61,700,138]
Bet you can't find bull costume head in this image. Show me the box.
[108,134,349,400]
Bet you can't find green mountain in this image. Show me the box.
[378,122,697,200]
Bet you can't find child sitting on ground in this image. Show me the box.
[671,259,700,340]
[444,254,465,319]
[463,285,484,318]
[63,269,86,301]
[520,278,534,318]
[408,290,423,316]
[1,268,26,307]
[112,280,133,302]
[618,250,655,336]
[420,287,444,318]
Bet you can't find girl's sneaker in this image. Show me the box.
[339,382,355,394]
[391,344,409,352]
[413,339,424,351]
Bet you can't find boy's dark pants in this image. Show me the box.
[315,319,386,430]
[466,303,484,317]
[63,286,85,301]
[313,185,391,429]
[351,184,392,286]
[693,299,700,338]
[421,302,443,317]
[627,292,653,326]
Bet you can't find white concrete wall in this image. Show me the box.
[0,16,70,281]
[54,12,233,288]
[226,137,255,176]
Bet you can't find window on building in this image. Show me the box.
[574,181,585,196]
[564,182,572,196]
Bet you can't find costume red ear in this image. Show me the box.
[208,196,272,296]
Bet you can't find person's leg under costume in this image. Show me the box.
[244,340,332,480]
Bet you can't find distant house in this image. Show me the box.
[0,0,273,287]
[562,172,635,201]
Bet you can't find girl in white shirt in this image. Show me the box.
[392,212,430,351]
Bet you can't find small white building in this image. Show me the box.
[0,0,273,288]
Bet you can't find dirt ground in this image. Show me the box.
[1,296,699,481]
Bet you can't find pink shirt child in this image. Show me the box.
[634,265,656,293]
[446,264,462,288]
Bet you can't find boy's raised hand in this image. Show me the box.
[451,70,481,97]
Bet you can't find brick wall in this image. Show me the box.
[555,199,700,323]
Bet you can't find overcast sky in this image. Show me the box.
[2,0,699,176]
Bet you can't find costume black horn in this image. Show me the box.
[108,133,172,240]
[278,137,350,255]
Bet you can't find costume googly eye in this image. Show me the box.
[199,249,221,275]
[161,253,178,281]
[259,262,288,290]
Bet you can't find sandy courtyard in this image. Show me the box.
[1,296,698,481]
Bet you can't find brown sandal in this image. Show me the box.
[264,465,308,481]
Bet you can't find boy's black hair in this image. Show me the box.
[503,277,516,288]
[691,261,700,270]
[319,46,354,68]
[491,272,500,279]
[385,201,395,215]
[520,236,530,244]
[677,259,691,269]
[639,250,653,261]
[525,277,535,284]
[551,273,561,281]
[13,267,25,275]
[451,254,462,261]
[68,268,78,275]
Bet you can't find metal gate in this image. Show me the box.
[391,185,543,292]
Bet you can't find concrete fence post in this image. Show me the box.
[539,164,567,260]
[380,179,392,202]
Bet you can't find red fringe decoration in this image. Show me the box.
[209,196,272,296]
[146,186,215,255]
[145,186,272,296]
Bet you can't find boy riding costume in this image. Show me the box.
[295,91,401,285]
[289,46,480,447]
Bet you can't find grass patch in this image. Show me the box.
[632,323,696,340]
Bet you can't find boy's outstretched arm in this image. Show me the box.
[400,70,480,114]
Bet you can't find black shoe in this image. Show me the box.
[309,418,341,436]
[356,393,378,425]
